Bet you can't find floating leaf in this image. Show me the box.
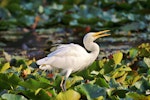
[35,89,52,99]
[19,78,50,90]
[1,93,27,100]
[66,76,83,89]
[56,89,81,100]
[37,76,51,84]
[100,59,114,74]
[109,78,121,88]
[112,89,128,98]
[138,43,150,57]
[95,96,104,100]
[111,65,131,79]
[35,88,42,95]
[95,77,109,88]
[0,57,5,64]
[22,89,52,100]
[113,51,123,65]
[0,62,10,73]
[76,83,106,100]
[116,72,128,83]
[131,75,142,85]
[0,73,21,91]
[112,71,124,79]
[144,57,150,68]
[129,48,138,58]
[126,92,147,100]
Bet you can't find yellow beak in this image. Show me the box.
[93,30,110,38]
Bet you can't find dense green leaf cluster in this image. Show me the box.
[0,43,150,100]
[0,0,150,32]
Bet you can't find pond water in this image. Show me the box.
[0,29,150,59]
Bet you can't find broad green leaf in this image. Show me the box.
[0,57,5,64]
[56,89,81,100]
[112,89,128,98]
[1,93,27,100]
[76,83,106,100]
[37,76,51,84]
[132,75,142,85]
[0,73,21,91]
[35,89,52,99]
[111,65,131,79]
[66,76,83,89]
[109,78,121,88]
[7,73,21,87]
[144,57,150,68]
[95,96,104,100]
[52,75,63,92]
[0,62,10,73]
[95,77,109,88]
[87,61,100,72]
[0,77,13,90]
[19,78,50,90]
[129,48,138,58]
[16,59,27,68]
[147,69,150,75]
[113,51,123,65]
[126,74,142,86]
[22,89,52,100]
[116,72,128,83]
[100,59,114,74]
[112,71,125,78]
[35,88,42,95]
[138,43,150,57]
[126,92,146,100]
[99,59,105,68]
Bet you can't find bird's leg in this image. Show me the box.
[60,69,72,91]
[60,76,67,91]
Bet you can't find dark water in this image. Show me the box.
[0,30,150,59]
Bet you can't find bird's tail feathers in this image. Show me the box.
[39,65,52,71]
[37,57,53,71]
[36,57,50,65]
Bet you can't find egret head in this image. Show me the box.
[84,30,110,42]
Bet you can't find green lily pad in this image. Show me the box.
[129,48,138,58]
[56,89,81,100]
[21,88,52,100]
[112,89,128,98]
[0,62,11,73]
[113,51,123,65]
[95,77,109,88]
[0,73,21,91]
[1,93,27,100]
[19,78,51,90]
[76,83,106,100]
[144,57,150,68]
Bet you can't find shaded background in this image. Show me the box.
[0,0,150,58]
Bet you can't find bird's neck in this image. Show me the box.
[84,41,100,61]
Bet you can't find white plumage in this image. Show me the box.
[36,30,110,91]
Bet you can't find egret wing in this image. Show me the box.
[37,43,89,69]
[47,43,88,57]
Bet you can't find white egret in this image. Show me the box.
[36,30,110,91]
